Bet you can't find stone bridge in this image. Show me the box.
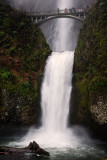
[26,8,89,26]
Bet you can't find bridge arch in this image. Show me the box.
[35,15,84,26]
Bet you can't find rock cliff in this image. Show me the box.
[71,0,107,139]
[0,1,51,125]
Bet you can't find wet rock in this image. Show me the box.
[0,141,50,156]
[0,89,36,125]
[26,141,50,156]
[91,96,107,124]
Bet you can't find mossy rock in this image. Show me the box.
[0,1,51,125]
[72,0,107,139]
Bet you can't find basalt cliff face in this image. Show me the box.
[0,1,51,125]
[71,0,107,139]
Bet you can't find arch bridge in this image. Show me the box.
[26,8,89,26]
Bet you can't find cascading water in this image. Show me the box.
[41,51,74,132]
[3,0,106,159]
[9,0,81,148]
[52,0,74,51]
[21,0,79,147]
[18,51,80,148]
[40,0,75,134]
[8,1,107,159]
[40,0,75,136]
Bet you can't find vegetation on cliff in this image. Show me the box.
[72,0,107,137]
[0,0,51,124]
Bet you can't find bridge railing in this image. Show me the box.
[26,8,88,17]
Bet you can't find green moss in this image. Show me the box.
[0,69,36,100]
[11,46,16,52]
[0,0,51,124]
[18,81,35,98]
[73,0,107,125]
[0,68,11,82]
[76,79,89,118]
[13,31,17,35]
[0,31,5,37]
[89,76,106,92]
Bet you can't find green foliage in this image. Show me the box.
[89,76,106,92]
[18,81,35,97]
[0,31,5,37]
[35,30,39,36]
[43,47,50,56]
[4,49,8,54]
[99,1,106,9]
[11,46,16,52]
[3,17,9,27]
[79,40,85,49]
[10,46,16,56]
[18,22,25,29]
[73,0,107,124]
[0,1,51,69]
[13,31,17,35]
[0,68,11,82]
[20,82,31,91]
[76,80,89,120]
[4,43,10,49]
[0,1,51,110]
[0,68,17,84]
[0,0,52,124]
[74,0,107,90]
[0,68,36,99]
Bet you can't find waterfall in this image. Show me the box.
[10,0,81,148]
[41,51,74,132]
[40,0,75,134]
[20,0,78,147]
[52,0,74,51]
[36,0,76,146]
[8,1,104,159]
[22,51,77,148]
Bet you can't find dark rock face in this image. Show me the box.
[90,96,107,125]
[0,88,35,124]
[71,0,107,139]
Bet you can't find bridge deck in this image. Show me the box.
[26,8,88,17]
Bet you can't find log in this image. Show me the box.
[0,141,50,156]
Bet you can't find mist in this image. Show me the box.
[10,0,95,50]
[11,0,94,11]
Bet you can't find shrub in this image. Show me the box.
[18,81,35,97]
[89,76,106,92]
[10,46,16,56]
[13,31,17,35]
[0,31,5,37]
[0,68,11,82]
